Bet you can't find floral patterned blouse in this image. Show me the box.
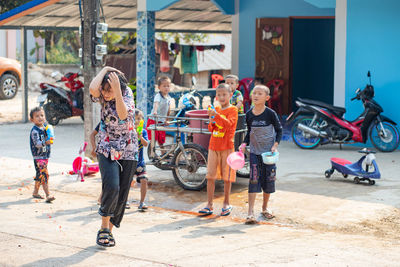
[91,88,138,161]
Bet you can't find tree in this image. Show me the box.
[0,0,30,14]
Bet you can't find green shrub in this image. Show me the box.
[46,44,79,64]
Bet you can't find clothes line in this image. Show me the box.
[155,39,226,74]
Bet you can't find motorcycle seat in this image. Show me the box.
[298,98,346,117]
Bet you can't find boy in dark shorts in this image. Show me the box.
[133,109,149,211]
[240,85,282,224]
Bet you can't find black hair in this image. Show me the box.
[255,77,264,84]
[101,71,128,93]
[216,83,230,92]
[157,75,171,86]
[135,109,144,119]
[30,106,43,119]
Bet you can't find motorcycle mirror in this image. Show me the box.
[355,88,361,94]
[51,71,61,78]
[367,70,372,85]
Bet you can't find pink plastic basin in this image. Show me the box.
[227,151,245,170]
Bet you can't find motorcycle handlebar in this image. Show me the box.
[351,96,357,101]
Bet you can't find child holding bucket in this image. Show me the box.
[240,85,282,224]
[199,83,238,216]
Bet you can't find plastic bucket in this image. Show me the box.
[227,151,245,170]
[261,151,279,165]
[186,109,211,150]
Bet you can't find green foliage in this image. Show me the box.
[127,78,137,104]
[29,42,43,63]
[46,43,79,64]
[0,0,30,14]
[103,32,136,53]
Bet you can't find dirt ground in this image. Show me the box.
[0,91,40,123]
[1,118,400,266]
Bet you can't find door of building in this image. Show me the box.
[255,18,291,114]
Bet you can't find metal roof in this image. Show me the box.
[0,0,231,32]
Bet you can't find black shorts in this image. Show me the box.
[135,165,147,183]
[248,153,276,194]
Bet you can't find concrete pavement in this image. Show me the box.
[1,118,400,266]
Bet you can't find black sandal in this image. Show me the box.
[108,232,115,247]
[96,228,110,247]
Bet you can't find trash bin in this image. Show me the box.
[186,109,210,151]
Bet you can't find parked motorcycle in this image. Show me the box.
[37,72,84,125]
[287,72,400,152]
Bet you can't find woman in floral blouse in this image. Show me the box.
[90,66,138,247]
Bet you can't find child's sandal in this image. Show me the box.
[245,215,258,224]
[32,194,44,199]
[108,232,116,247]
[261,210,275,220]
[96,228,110,247]
[45,196,55,203]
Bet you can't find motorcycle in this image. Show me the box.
[287,71,400,152]
[37,72,84,126]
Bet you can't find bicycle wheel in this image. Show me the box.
[172,144,208,190]
[369,121,400,152]
[292,117,321,149]
[147,143,174,170]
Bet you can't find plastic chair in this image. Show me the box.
[266,79,284,115]
[239,77,253,112]
[211,74,224,88]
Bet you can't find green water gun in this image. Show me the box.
[137,120,144,135]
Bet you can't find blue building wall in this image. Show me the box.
[238,0,334,78]
[345,0,400,126]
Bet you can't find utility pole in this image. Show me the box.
[82,0,100,156]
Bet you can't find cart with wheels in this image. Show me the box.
[147,114,248,190]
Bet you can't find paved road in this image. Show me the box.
[1,119,400,266]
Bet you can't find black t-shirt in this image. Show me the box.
[244,107,282,154]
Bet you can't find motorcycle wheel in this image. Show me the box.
[292,117,321,149]
[369,121,400,152]
[43,103,60,126]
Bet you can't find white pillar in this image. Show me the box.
[334,0,347,108]
[231,0,240,76]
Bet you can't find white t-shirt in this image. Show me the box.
[151,92,171,122]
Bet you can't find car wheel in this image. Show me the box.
[0,74,19,100]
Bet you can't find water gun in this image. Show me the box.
[208,105,217,119]
[137,120,144,135]
[44,123,54,144]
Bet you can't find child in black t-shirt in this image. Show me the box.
[240,85,282,224]
[29,107,55,203]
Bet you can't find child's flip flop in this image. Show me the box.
[198,207,213,215]
[261,210,275,220]
[245,215,258,224]
[45,196,55,203]
[32,194,44,199]
[221,206,233,216]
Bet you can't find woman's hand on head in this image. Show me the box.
[108,72,121,94]
[104,66,122,74]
